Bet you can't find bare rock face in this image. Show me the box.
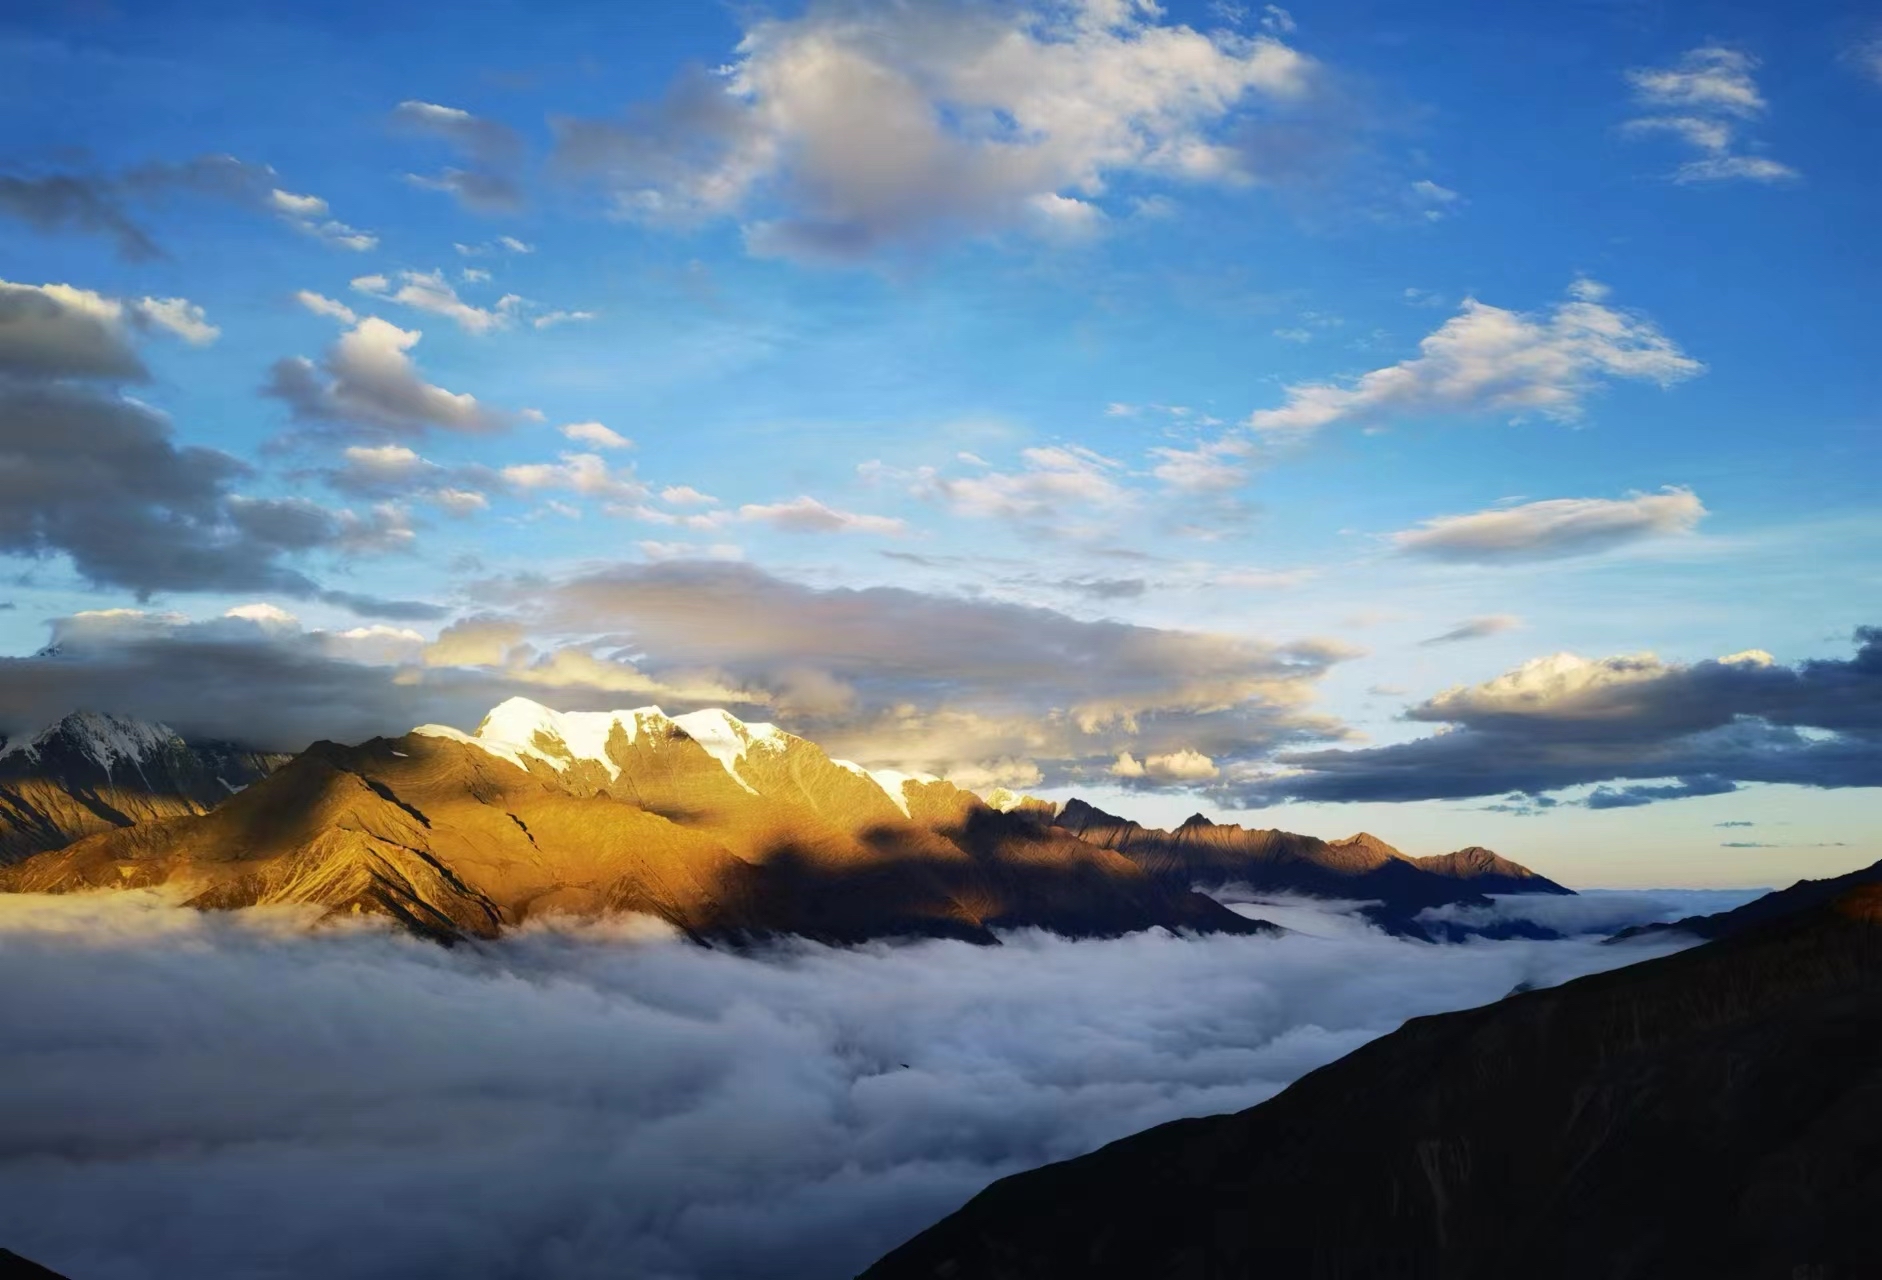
[0,710,285,865]
[862,881,1882,1280]
[0,699,1266,946]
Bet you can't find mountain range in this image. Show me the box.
[862,862,1882,1279]
[0,711,283,865]
[0,700,1570,945]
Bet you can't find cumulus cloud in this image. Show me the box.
[1247,280,1701,433]
[553,0,1320,261]
[1242,628,1882,806]
[393,100,526,212]
[0,278,218,379]
[352,270,528,335]
[886,446,1134,535]
[1622,46,1797,184]
[1111,747,1220,781]
[0,893,1704,1280]
[562,421,632,449]
[1392,487,1706,563]
[0,284,435,612]
[502,452,648,505]
[266,317,511,437]
[737,496,906,535]
[1418,614,1522,647]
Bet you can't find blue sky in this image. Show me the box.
[1,0,1877,886]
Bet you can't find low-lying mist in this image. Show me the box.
[0,888,1756,1280]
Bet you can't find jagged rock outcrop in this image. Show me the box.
[1,699,1265,946]
[863,880,1882,1280]
[0,711,284,865]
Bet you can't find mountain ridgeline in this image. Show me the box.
[0,700,1570,944]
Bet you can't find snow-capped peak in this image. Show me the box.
[413,697,790,793]
[0,710,180,776]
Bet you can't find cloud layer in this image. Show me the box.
[1244,629,1882,806]
[0,892,1713,1280]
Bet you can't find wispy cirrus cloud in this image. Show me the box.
[1621,46,1797,185]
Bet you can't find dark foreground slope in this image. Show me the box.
[864,884,1882,1280]
[0,1250,69,1279]
[1614,855,1882,945]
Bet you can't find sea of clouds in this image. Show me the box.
[0,887,1760,1280]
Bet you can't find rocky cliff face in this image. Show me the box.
[862,880,1882,1280]
[0,711,285,865]
[1,699,1266,946]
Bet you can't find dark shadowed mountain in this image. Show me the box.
[1052,799,1571,936]
[863,879,1882,1280]
[0,699,1265,945]
[1612,857,1882,945]
[0,1250,70,1279]
[0,711,284,865]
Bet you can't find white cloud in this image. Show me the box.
[266,187,378,250]
[453,237,535,257]
[1150,440,1251,492]
[561,421,631,450]
[1392,487,1706,562]
[502,452,647,504]
[659,485,718,506]
[637,540,744,562]
[532,309,598,329]
[554,0,1321,260]
[1111,747,1220,781]
[0,279,216,378]
[0,894,1702,1280]
[266,317,509,436]
[294,290,358,325]
[131,296,219,345]
[1622,46,1797,185]
[912,445,1134,529]
[738,495,906,535]
[1247,281,1701,433]
[430,488,490,516]
[352,270,527,336]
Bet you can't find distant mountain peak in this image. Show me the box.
[1179,812,1214,829]
[0,709,179,775]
